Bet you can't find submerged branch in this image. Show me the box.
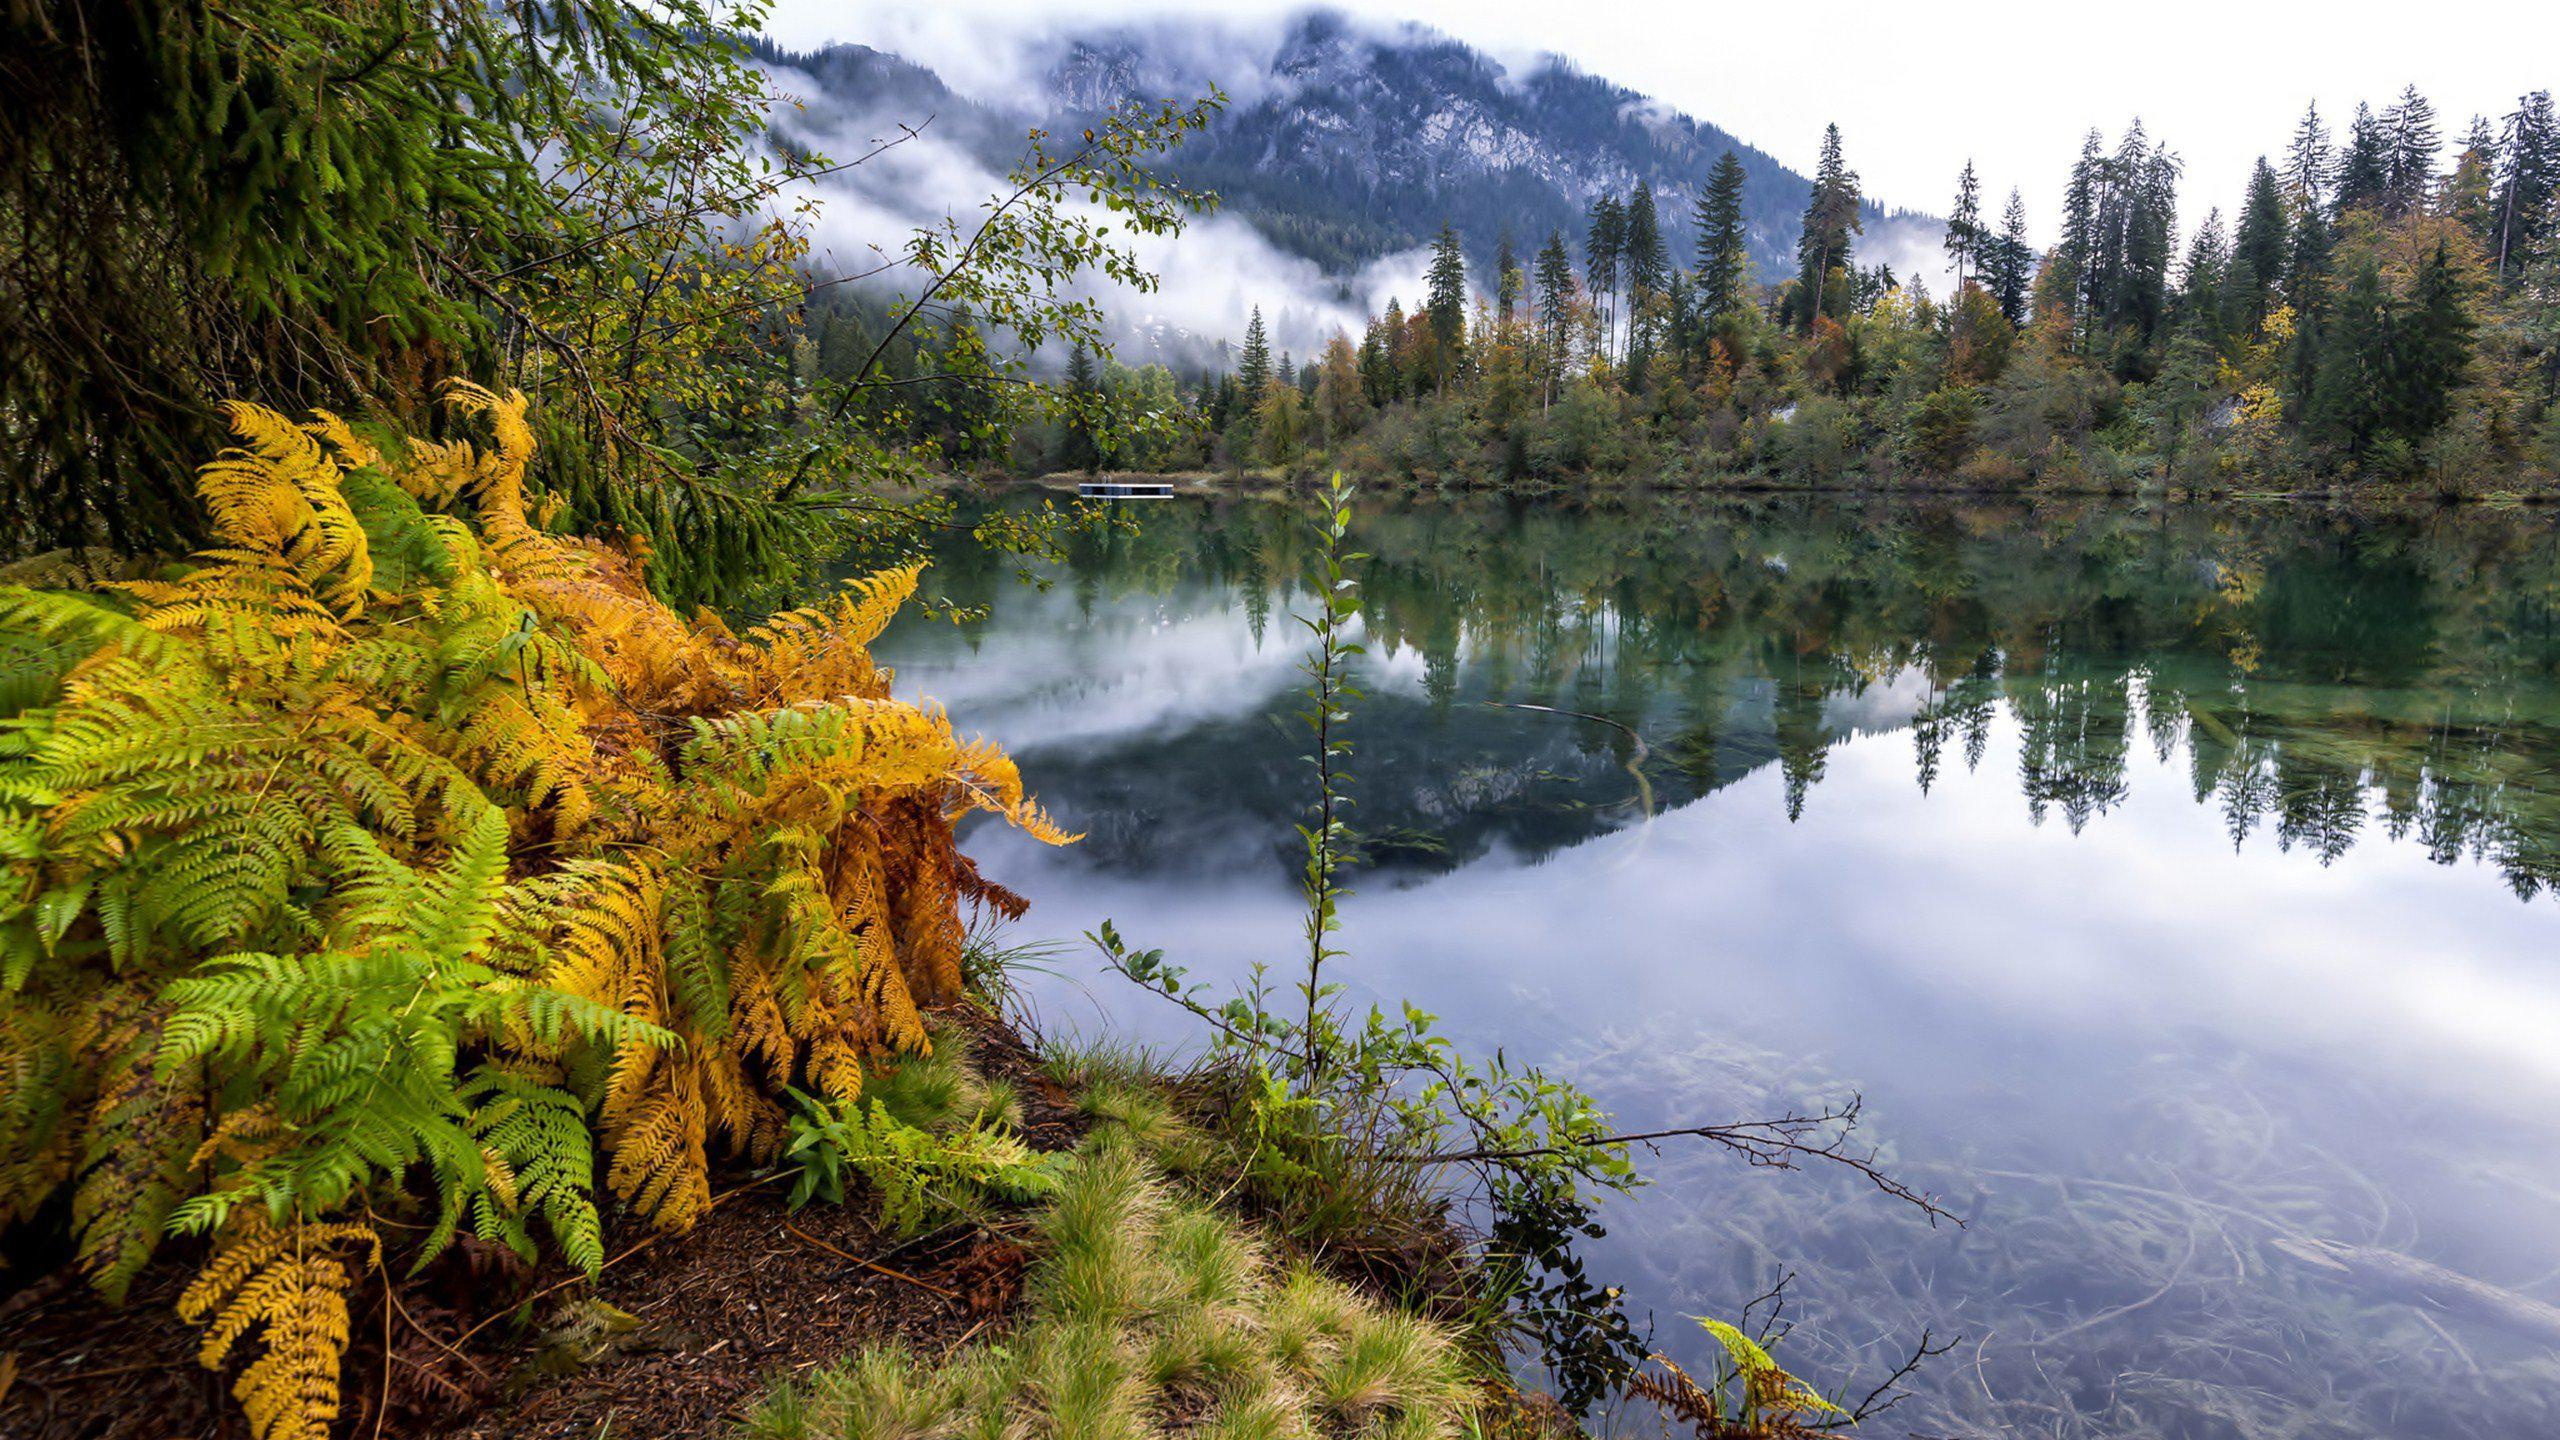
[1402,1095,1957,1226]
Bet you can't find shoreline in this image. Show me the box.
[990,467,2560,510]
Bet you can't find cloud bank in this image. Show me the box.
[756,42,1434,368]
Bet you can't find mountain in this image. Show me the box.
[752,9,1944,350]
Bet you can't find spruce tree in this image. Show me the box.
[1062,345,1102,473]
[2394,238,2475,439]
[2382,86,2441,220]
[2285,104,2335,213]
[2494,91,2560,283]
[1534,230,1576,407]
[1623,183,1669,373]
[2174,210,2230,348]
[1986,189,2033,325]
[1426,222,1470,391]
[1495,228,1523,325]
[1694,151,1752,328]
[2334,102,2389,217]
[2051,130,2106,338]
[1625,183,1670,299]
[2452,117,2505,248]
[1359,318,1393,406]
[1792,124,1862,332]
[2306,258,2392,459]
[1239,307,1272,395]
[2231,159,2290,334]
[1944,159,1984,290]
[1584,195,1626,362]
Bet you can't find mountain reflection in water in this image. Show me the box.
[877,494,2560,1439]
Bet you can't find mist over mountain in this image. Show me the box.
[753,8,1944,363]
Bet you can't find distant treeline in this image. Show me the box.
[1059,95,2560,493]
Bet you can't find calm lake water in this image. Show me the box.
[876,493,2560,1440]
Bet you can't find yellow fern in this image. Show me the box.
[177,1214,380,1440]
[0,388,1075,1438]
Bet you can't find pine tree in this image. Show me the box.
[1425,222,1470,391]
[1693,151,1752,329]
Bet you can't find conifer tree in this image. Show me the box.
[1062,345,1103,472]
[1626,183,1670,300]
[2050,130,2106,338]
[2382,85,2442,220]
[1986,189,2034,326]
[1534,230,1577,407]
[1426,222,1470,390]
[2452,117,2506,248]
[2335,102,2390,216]
[1791,124,1862,332]
[1623,183,1669,373]
[2306,258,2393,458]
[1380,298,1411,401]
[2494,91,2560,283]
[2396,238,2476,439]
[2174,210,2230,349]
[1359,318,1395,406]
[2231,159,2291,334]
[1239,307,1273,396]
[1694,151,1753,329]
[1945,159,1984,290]
[1496,229,1524,325]
[1584,195,1627,361]
[2285,103,2335,211]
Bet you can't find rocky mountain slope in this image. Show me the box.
[754,9,1945,346]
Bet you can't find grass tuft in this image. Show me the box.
[750,1138,1485,1439]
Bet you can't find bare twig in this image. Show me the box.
[1400,1095,1957,1226]
[783,1223,960,1300]
[1837,1325,1958,1427]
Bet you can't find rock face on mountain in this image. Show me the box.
[756,8,1941,288]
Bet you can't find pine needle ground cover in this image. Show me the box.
[0,388,1073,1440]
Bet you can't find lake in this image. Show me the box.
[876,492,2560,1439]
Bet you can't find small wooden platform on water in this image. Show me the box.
[1077,479,1175,500]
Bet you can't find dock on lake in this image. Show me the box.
[1077,479,1175,500]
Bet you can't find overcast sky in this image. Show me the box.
[766,0,2558,247]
